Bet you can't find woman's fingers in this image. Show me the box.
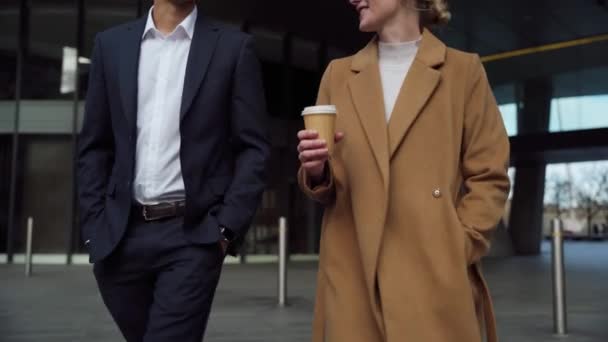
[297,139,327,153]
[301,160,325,170]
[297,130,319,140]
[335,132,345,143]
[299,148,329,163]
[297,130,335,179]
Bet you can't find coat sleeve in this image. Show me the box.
[216,36,271,253]
[457,55,511,265]
[77,34,114,244]
[297,61,336,205]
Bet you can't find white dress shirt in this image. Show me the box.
[133,6,197,205]
[378,38,420,122]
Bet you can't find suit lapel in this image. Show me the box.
[118,17,147,131]
[387,29,446,159]
[180,16,220,119]
[348,40,390,189]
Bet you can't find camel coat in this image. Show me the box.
[298,29,510,342]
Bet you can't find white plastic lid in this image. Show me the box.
[302,105,337,116]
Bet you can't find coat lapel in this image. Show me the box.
[387,29,445,159]
[348,39,390,190]
[180,16,220,119]
[345,31,447,334]
[118,17,147,131]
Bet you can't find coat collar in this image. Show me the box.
[348,29,446,188]
[350,28,446,72]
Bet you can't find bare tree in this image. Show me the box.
[547,176,572,220]
[575,166,608,237]
[600,179,608,236]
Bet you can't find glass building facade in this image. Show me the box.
[497,67,608,241]
[1,1,607,262]
[0,1,325,261]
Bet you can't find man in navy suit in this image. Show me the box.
[77,0,270,340]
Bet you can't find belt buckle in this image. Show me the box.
[142,206,153,221]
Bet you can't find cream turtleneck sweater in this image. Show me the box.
[378,38,421,121]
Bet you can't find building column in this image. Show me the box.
[508,78,553,255]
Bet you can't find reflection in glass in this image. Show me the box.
[503,167,516,227]
[550,95,608,132]
[14,1,79,254]
[498,94,608,136]
[499,103,518,137]
[544,161,608,238]
[0,1,19,254]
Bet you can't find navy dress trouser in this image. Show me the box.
[93,215,223,342]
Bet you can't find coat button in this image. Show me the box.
[432,189,442,198]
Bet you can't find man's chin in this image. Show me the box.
[169,0,195,5]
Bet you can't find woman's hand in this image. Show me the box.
[297,130,345,184]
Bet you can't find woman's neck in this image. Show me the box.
[378,6,422,43]
[152,0,195,35]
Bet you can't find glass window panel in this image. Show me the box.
[550,95,608,132]
[0,1,19,100]
[503,167,516,227]
[9,1,77,254]
[22,0,77,100]
[499,103,518,137]
[543,161,608,238]
[80,1,139,100]
[84,1,140,57]
[0,0,19,254]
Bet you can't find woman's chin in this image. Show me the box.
[358,22,377,33]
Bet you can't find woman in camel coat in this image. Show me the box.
[297,0,510,341]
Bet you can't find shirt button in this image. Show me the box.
[432,189,442,198]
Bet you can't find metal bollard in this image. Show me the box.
[551,218,568,336]
[25,217,34,277]
[278,217,288,307]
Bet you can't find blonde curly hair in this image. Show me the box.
[416,0,451,26]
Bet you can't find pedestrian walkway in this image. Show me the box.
[1,242,607,341]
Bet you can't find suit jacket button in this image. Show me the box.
[433,189,442,198]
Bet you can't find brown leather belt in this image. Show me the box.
[133,200,186,222]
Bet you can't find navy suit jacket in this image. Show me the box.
[77,13,270,263]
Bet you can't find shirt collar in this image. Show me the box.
[142,6,198,40]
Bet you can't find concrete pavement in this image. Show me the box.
[1,241,607,342]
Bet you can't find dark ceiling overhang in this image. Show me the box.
[0,1,607,102]
[511,128,608,166]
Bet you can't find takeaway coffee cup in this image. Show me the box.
[301,105,337,154]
